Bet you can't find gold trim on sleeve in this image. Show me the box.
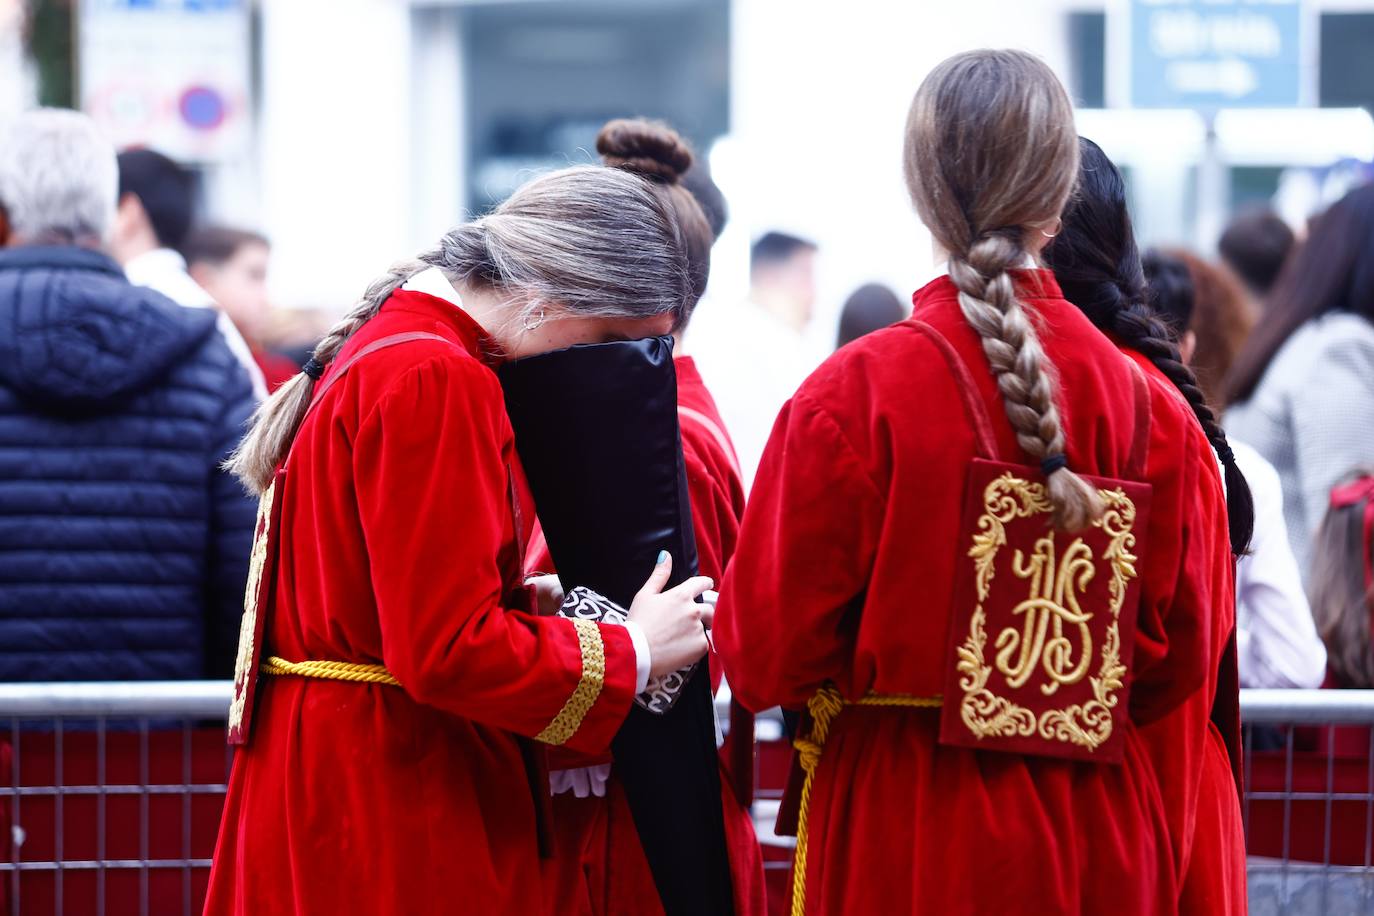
[534,617,608,746]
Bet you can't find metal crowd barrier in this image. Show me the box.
[2,683,1373,915]
[0,681,234,916]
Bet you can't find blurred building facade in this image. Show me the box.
[3,0,1373,337]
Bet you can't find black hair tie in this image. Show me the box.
[302,357,325,381]
[1040,454,1068,477]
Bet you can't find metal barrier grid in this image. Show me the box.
[1242,690,1374,914]
[4,684,1374,916]
[0,682,233,916]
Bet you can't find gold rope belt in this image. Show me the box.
[261,656,401,687]
[791,687,941,916]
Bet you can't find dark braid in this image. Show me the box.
[1044,137,1255,554]
[1107,297,1254,554]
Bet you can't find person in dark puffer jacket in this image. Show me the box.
[0,109,256,681]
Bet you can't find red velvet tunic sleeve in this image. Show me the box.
[713,391,885,712]
[352,353,638,755]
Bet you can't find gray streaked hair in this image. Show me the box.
[229,164,695,493]
[0,108,118,244]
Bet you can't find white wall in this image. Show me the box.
[716,0,1074,349]
[240,0,1372,315]
[257,0,413,310]
[0,0,33,123]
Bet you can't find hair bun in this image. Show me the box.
[596,119,694,184]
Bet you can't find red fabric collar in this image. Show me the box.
[383,288,501,367]
[1330,476,1374,599]
[913,268,1066,308]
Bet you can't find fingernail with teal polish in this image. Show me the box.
[657,550,669,565]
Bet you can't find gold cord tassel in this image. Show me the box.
[789,687,941,916]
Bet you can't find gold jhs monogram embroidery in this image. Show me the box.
[955,472,1138,753]
[994,536,1094,696]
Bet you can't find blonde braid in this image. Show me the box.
[226,252,436,493]
[949,235,1103,531]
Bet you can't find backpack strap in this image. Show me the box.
[1124,358,1152,481]
[909,320,1000,462]
[307,331,455,414]
[912,319,1155,482]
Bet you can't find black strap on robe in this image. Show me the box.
[499,335,735,916]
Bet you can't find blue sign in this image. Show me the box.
[1130,0,1304,109]
[92,0,242,10]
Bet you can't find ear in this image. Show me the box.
[1179,329,1198,365]
[114,192,144,235]
[188,261,213,287]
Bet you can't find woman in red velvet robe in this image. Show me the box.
[204,166,715,914]
[1043,137,1249,913]
[714,50,1234,915]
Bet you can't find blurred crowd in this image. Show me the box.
[0,106,1372,700]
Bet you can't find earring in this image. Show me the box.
[1040,218,1063,240]
[522,307,546,332]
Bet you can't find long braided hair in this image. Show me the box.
[1043,137,1255,554]
[904,49,1101,531]
[228,165,696,494]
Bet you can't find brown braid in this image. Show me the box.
[949,235,1105,530]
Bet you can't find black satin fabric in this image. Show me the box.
[499,335,735,916]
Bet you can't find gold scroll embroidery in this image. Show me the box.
[534,617,607,746]
[955,472,1138,752]
[228,479,278,734]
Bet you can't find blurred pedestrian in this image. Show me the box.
[1218,208,1295,302]
[532,117,763,916]
[1152,249,1257,411]
[835,282,905,349]
[184,226,299,392]
[1310,471,1374,688]
[688,229,818,492]
[0,109,256,680]
[1227,183,1374,585]
[717,50,1237,914]
[205,162,714,914]
[1144,248,1324,690]
[109,149,266,399]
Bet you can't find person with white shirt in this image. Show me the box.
[687,230,818,492]
[1141,248,1326,688]
[109,149,266,400]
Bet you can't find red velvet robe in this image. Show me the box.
[1120,351,1246,915]
[204,290,639,914]
[536,355,765,916]
[715,271,1236,915]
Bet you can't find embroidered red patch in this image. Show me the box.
[938,459,1152,763]
[227,469,286,746]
